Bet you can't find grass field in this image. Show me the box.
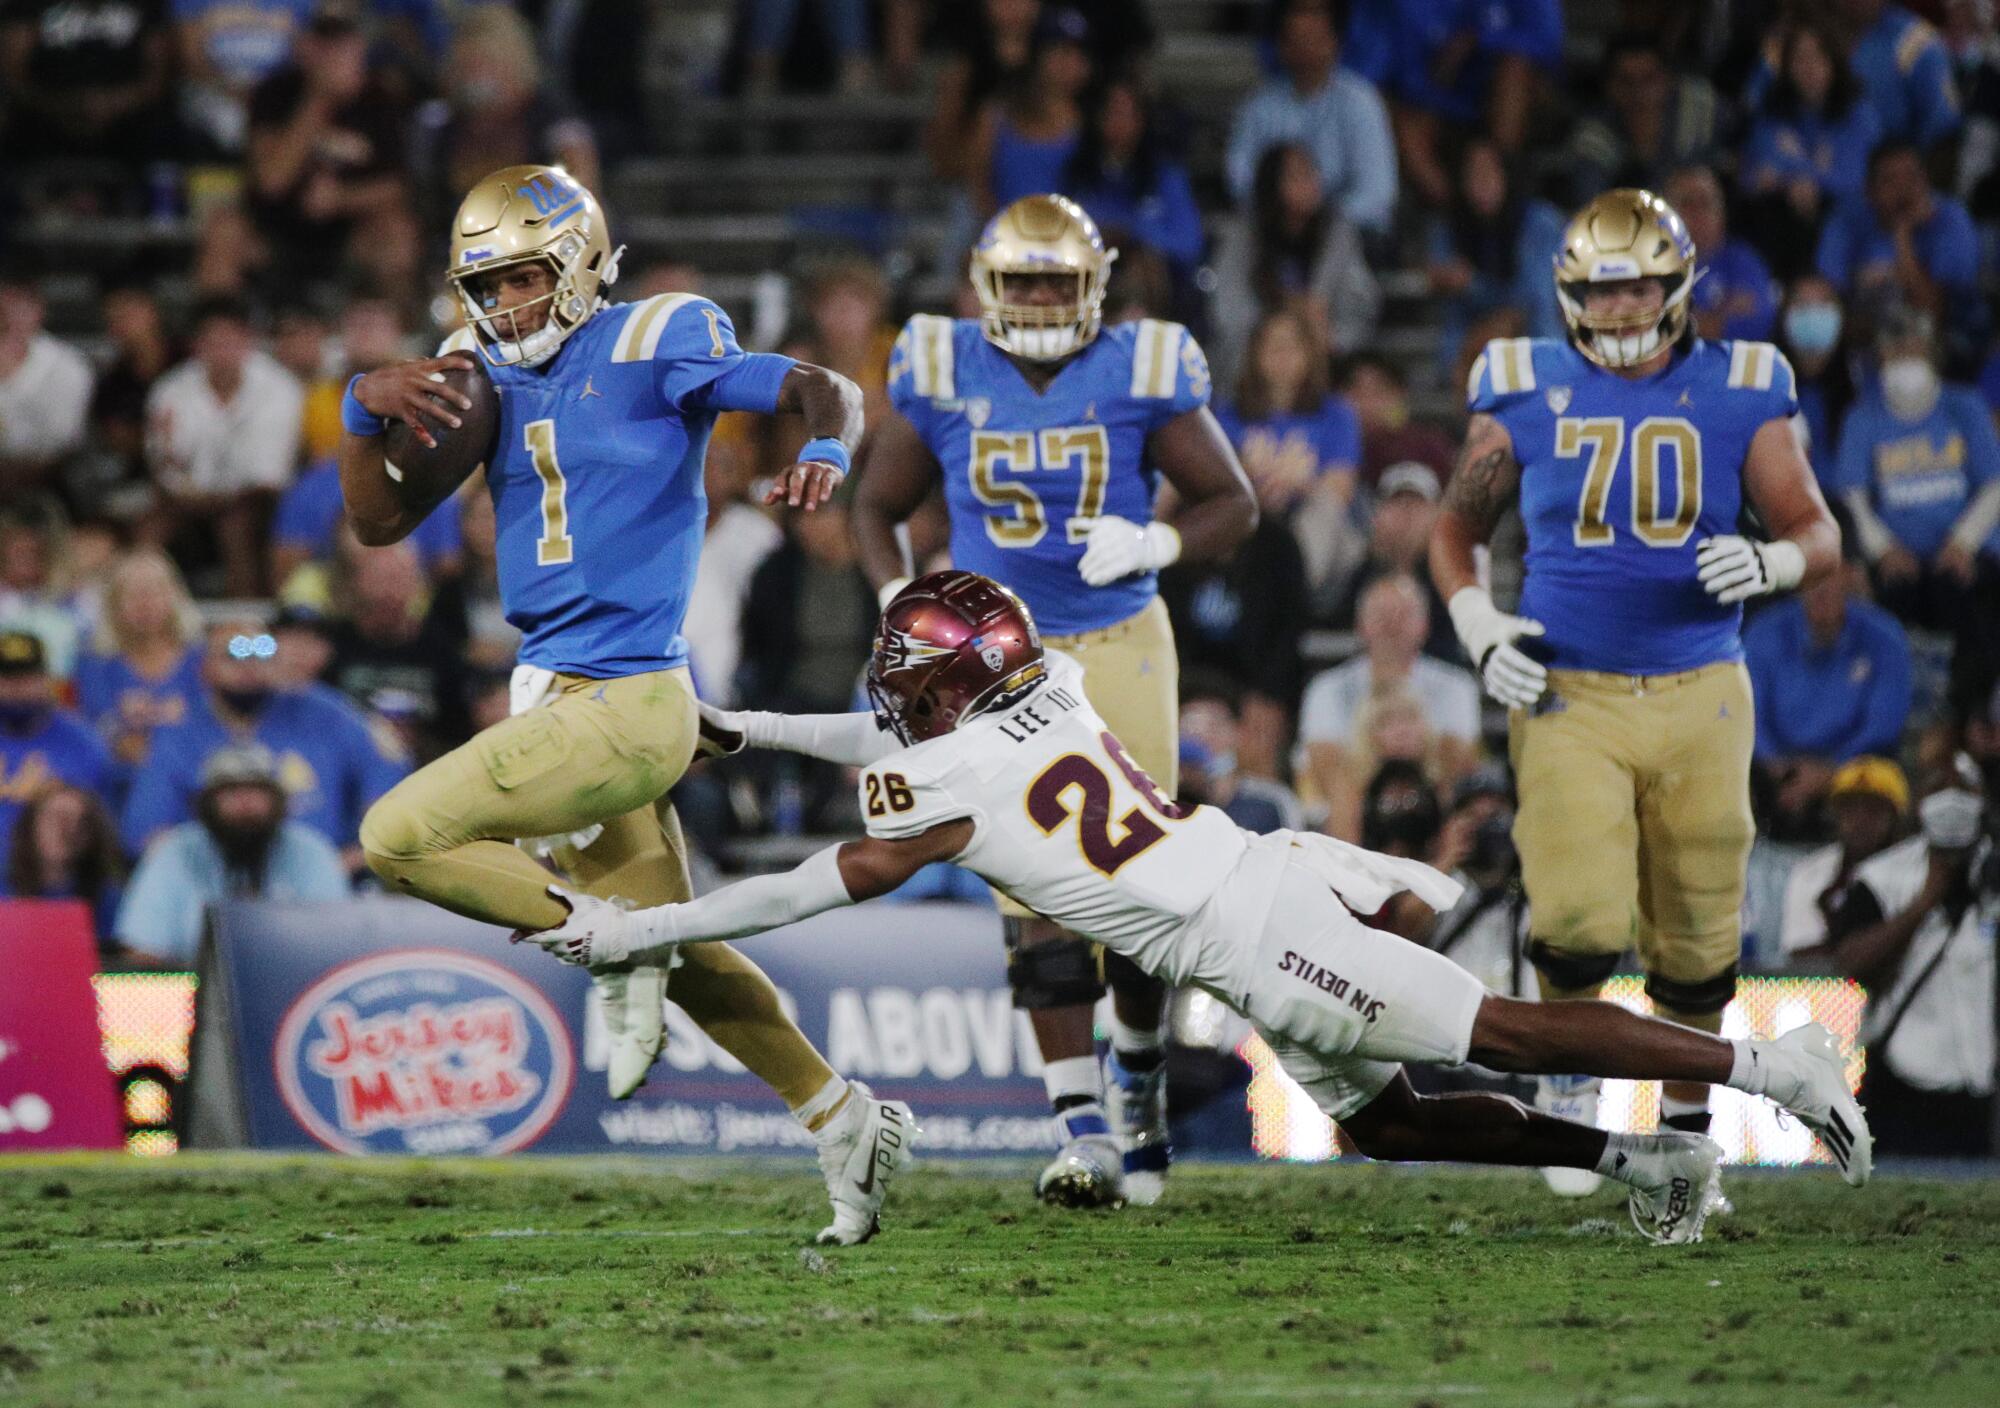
[2,1155,1997,1408]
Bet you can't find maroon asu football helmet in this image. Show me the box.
[867,571,1047,744]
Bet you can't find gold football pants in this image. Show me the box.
[1507,661,1754,1014]
[360,667,837,1108]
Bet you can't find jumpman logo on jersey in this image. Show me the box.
[579,377,603,401]
[1676,389,1695,409]
[1083,402,1098,422]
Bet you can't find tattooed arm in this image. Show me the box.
[1429,414,1548,709]
[1427,413,1521,598]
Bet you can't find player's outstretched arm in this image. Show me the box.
[1431,414,1547,709]
[1080,407,1257,586]
[338,355,477,546]
[1695,417,1841,604]
[852,405,943,603]
[516,821,976,968]
[696,700,900,768]
[763,362,866,512]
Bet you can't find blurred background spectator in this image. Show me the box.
[1,780,126,945]
[73,547,204,777]
[0,268,95,502]
[0,630,115,861]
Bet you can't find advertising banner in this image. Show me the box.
[192,897,1053,1157]
[0,900,125,1151]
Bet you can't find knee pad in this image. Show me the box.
[1003,920,1104,1010]
[358,798,419,878]
[1644,964,1738,1017]
[1526,940,1622,994]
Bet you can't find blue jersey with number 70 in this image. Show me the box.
[888,315,1211,636]
[437,295,794,677]
[1468,335,1799,675]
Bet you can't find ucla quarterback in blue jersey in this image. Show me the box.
[854,195,1256,1210]
[1430,189,1841,1197]
[336,165,914,1244]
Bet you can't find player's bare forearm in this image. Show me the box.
[338,432,424,546]
[1429,413,1520,597]
[1745,418,1841,585]
[1151,407,1257,560]
[853,407,940,589]
[776,363,864,450]
[836,820,976,901]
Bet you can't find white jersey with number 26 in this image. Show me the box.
[857,652,1247,983]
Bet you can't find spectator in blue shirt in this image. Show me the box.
[1064,77,1205,278]
[1835,310,2000,627]
[972,5,1092,217]
[172,0,314,152]
[0,630,115,862]
[1780,275,1859,489]
[1746,566,1914,838]
[1215,308,1361,523]
[1667,165,1779,345]
[1179,678,1305,833]
[1817,142,1986,356]
[2,781,124,946]
[121,617,408,868]
[1742,16,1883,277]
[115,742,348,966]
[272,458,463,588]
[1425,136,1565,382]
[72,549,205,778]
[1225,2,1397,234]
[1341,0,1563,209]
[1839,0,1961,151]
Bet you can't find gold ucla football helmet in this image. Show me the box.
[1553,188,1701,370]
[447,164,622,368]
[970,194,1117,362]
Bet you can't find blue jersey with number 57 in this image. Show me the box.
[889,315,1210,636]
[1469,335,1799,675]
[440,294,793,677]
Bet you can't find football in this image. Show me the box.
[382,358,500,512]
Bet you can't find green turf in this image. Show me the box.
[2,1155,1996,1408]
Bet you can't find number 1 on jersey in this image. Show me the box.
[524,419,573,566]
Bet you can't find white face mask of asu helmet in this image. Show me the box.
[1553,187,1703,370]
[970,193,1117,363]
[447,164,624,369]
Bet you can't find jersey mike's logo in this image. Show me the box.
[275,950,573,1155]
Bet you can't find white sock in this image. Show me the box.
[1042,1054,1104,1109]
[1107,1009,1163,1060]
[1660,1093,1710,1122]
[1726,1039,1770,1097]
[1594,1131,1649,1178]
[791,1073,853,1137]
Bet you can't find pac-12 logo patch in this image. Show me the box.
[275,950,573,1155]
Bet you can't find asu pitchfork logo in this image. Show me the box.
[878,628,958,674]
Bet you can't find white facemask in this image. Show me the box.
[1881,357,1940,421]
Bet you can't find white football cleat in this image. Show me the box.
[599,964,667,1101]
[813,1082,918,1246]
[1755,1023,1873,1186]
[1105,1051,1171,1207]
[1035,1133,1126,1209]
[1536,1074,1605,1196]
[1615,1133,1725,1245]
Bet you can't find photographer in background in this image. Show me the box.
[1422,767,1531,1000]
[1789,758,1996,1157]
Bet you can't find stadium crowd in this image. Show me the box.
[1,0,1997,1151]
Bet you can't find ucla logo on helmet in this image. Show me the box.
[275,950,574,1156]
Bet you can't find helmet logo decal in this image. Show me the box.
[879,628,957,675]
[461,245,496,265]
[516,173,584,228]
[980,644,1006,671]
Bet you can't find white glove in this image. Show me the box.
[1695,535,1806,604]
[1446,586,1548,709]
[695,700,747,758]
[1919,788,1984,850]
[1077,516,1181,586]
[877,575,912,610]
[511,886,640,969]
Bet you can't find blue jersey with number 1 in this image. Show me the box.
[1468,335,1799,675]
[440,293,793,678]
[889,316,1210,636]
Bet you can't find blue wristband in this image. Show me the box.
[798,437,851,476]
[341,374,387,436]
